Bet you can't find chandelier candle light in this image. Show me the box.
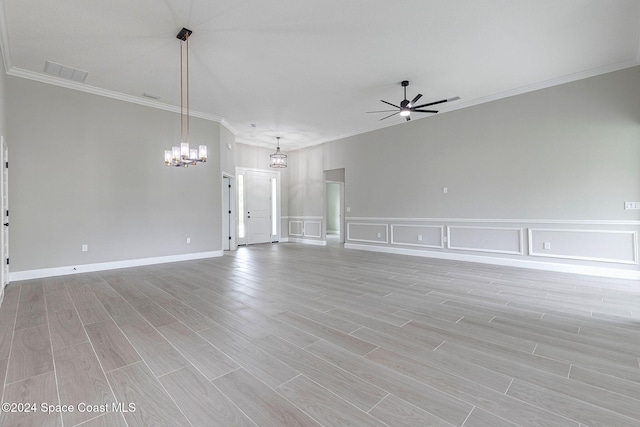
[165,28,207,167]
[270,136,287,168]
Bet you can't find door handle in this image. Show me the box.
[3,223,7,227]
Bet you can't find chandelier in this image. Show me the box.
[270,137,287,168]
[165,28,207,167]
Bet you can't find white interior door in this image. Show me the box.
[246,170,272,244]
[1,137,8,289]
[223,177,231,250]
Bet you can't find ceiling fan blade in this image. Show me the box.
[412,99,447,109]
[380,100,401,109]
[412,109,438,113]
[413,96,460,109]
[409,94,422,106]
[379,111,400,121]
[366,109,398,113]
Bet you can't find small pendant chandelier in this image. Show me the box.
[270,136,287,168]
[165,28,207,167]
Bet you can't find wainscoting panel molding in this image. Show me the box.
[391,224,444,248]
[528,228,638,265]
[347,223,389,244]
[303,221,322,238]
[447,226,524,255]
[288,221,304,237]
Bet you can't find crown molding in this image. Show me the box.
[6,66,226,122]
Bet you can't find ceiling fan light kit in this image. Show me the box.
[367,80,458,122]
[164,28,208,167]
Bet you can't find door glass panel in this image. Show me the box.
[271,177,277,236]
[238,174,245,239]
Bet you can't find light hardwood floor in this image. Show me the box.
[0,243,639,426]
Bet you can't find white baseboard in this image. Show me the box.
[286,237,327,246]
[9,251,223,282]
[344,243,640,280]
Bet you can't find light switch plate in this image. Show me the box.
[624,202,640,210]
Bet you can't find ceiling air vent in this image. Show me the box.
[44,60,88,83]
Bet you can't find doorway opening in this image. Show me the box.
[324,168,345,244]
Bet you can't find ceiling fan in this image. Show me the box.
[367,80,459,121]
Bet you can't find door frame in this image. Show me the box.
[0,136,8,302]
[222,174,236,251]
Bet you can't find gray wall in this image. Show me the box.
[8,76,222,272]
[219,124,236,177]
[286,66,640,274]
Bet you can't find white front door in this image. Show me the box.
[245,170,272,244]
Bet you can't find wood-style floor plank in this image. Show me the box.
[120,320,190,377]
[0,312,14,360]
[157,321,238,380]
[255,334,387,412]
[47,306,87,351]
[106,361,190,427]
[158,365,256,426]
[368,393,457,427]
[127,298,178,328]
[198,325,298,387]
[85,319,141,372]
[6,323,53,384]
[213,368,322,427]
[0,284,21,322]
[277,374,387,426]
[53,341,116,426]
[273,311,377,356]
[66,284,111,325]
[14,283,46,330]
[74,412,128,427]
[0,372,61,426]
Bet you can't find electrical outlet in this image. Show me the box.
[543,242,551,250]
[376,232,381,238]
[417,234,423,241]
[624,202,640,210]
[81,244,88,252]
[186,237,191,244]
[443,187,448,194]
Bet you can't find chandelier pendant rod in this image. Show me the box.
[186,33,190,146]
[179,40,184,145]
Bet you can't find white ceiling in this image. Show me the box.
[1,0,640,150]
